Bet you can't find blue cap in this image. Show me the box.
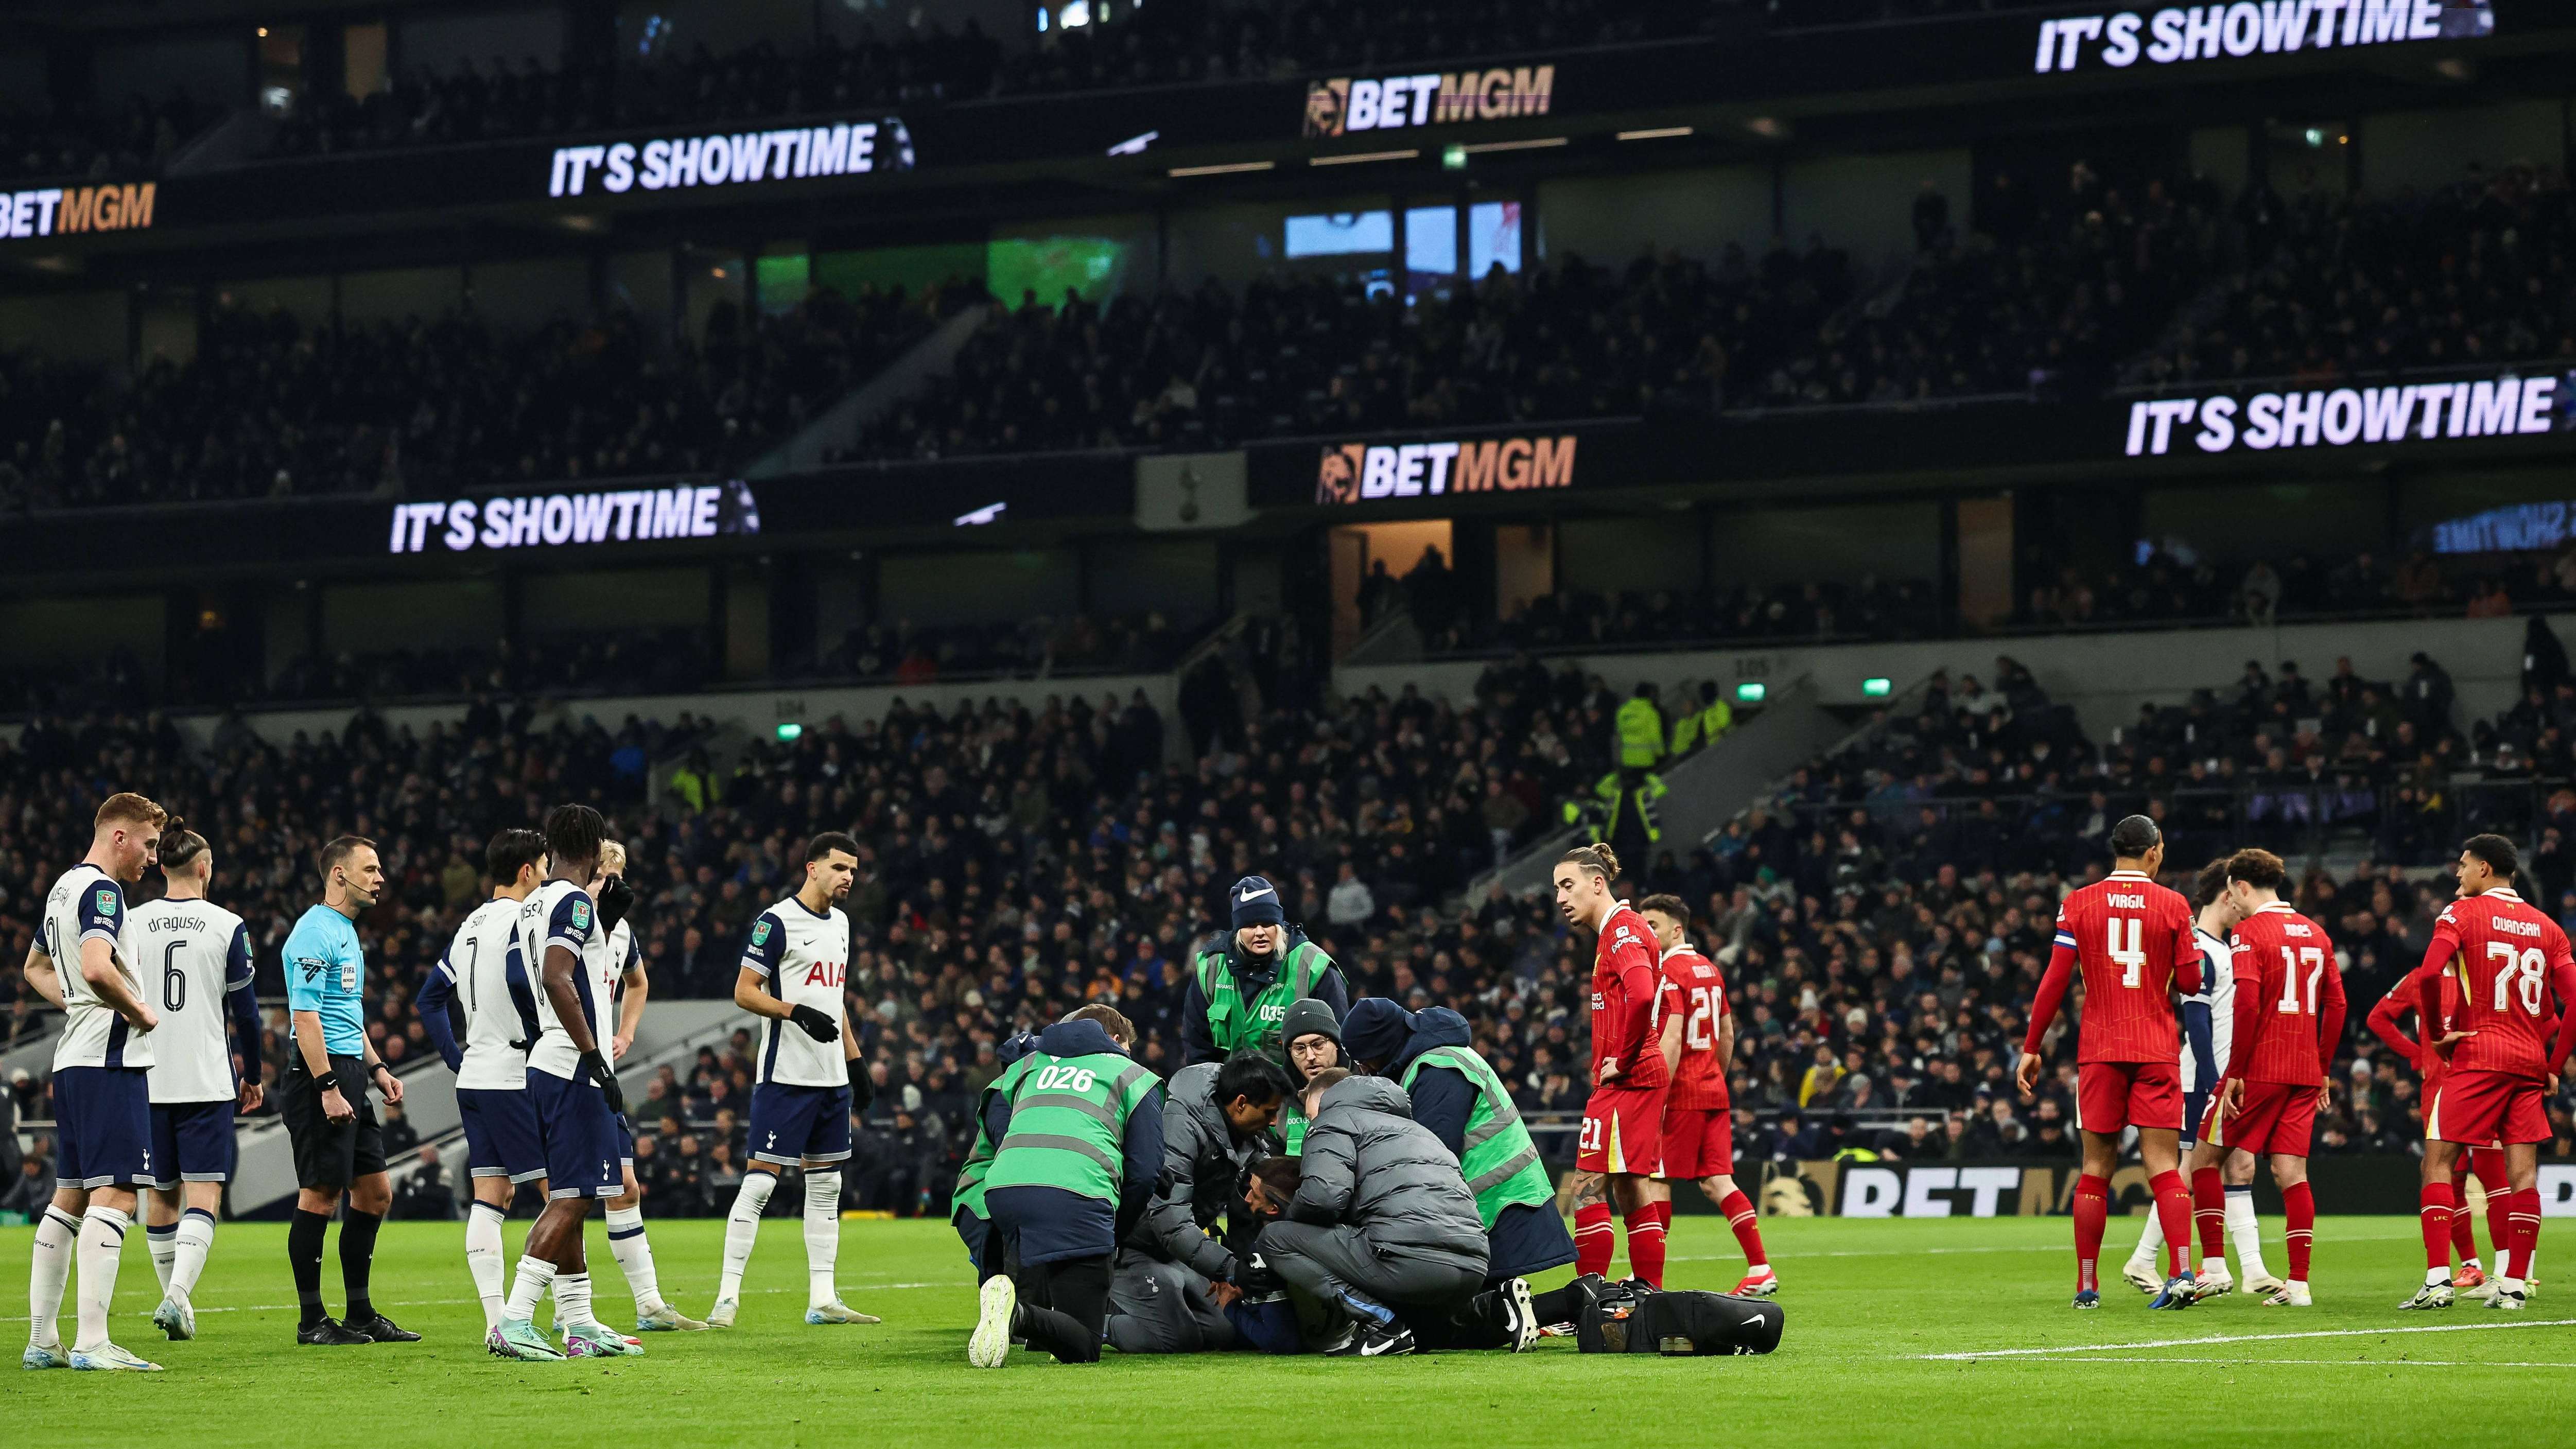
[1341,998,1412,1070]
[1230,874,1284,927]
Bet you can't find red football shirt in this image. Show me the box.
[1589,904,1670,1091]
[1657,944,1730,1112]
[2227,902,2344,1086]
[2367,961,2461,1089]
[2421,887,2576,1081]
[2049,870,2199,1064]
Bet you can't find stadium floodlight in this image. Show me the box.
[776,723,803,742]
[1862,677,1892,697]
[1735,682,1766,704]
[1441,145,1467,170]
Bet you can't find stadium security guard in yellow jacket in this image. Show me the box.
[1615,684,1665,769]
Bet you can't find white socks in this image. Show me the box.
[2225,1187,2272,1281]
[553,1271,596,1329]
[26,1207,77,1349]
[74,1206,130,1353]
[2131,1209,2165,1263]
[466,1202,508,1331]
[804,1172,842,1308]
[605,1206,664,1315]
[171,1209,215,1300]
[147,1220,178,1295]
[718,1171,777,1303]
[504,1254,555,1323]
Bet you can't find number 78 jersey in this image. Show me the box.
[2429,887,2576,1080]
[2053,870,2200,1063]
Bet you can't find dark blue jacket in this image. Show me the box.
[983,1019,1165,1264]
[1372,1006,1482,1160]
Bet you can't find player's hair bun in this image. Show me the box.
[1558,841,1621,881]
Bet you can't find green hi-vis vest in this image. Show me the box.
[1281,1098,1309,1157]
[1195,941,1331,1056]
[985,1050,1160,1204]
[1399,1044,1553,1230]
[952,1055,1038,1221]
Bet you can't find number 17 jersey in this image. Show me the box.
[2053,869,2199,1064]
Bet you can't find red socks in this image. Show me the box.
[2073,1173,2110,1293]
[2448,1162,2478,1262]
[2191,1167,2225,1264]
[2147,1170,2193,1278]
[2506,1187,2543,1282]
[2475,1150,2514,1268]
[1719,1189,1768,1270]
[2420,1181,2456,1271]
[1574,1202,1614,1279]
[1625,1204,1667,1288]
[2283,1181,2315,1283]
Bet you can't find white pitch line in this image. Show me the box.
[1924,1318,2576,1359]
[1673,1229,2417,1266]
[0,1281,953,1324]
[2026,1357,2576,1368]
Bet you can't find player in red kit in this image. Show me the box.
[2017,816,2202,1310]
[2207,848,2344,1307]
[2373,945,2515,1307]
[1553,844,1671,1289]
[2412,835,2576,1313]
[1637,894,1773,1298]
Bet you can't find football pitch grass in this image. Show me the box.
[9,1213,2576,1446]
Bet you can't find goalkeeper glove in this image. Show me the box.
[596,875,636,933]
[788,1004,841,1042]
[579,1049,626,1116]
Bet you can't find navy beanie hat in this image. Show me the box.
[1230,874,1285,927]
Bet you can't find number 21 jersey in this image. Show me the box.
[2053,869,2199,1064]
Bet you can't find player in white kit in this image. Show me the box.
[706,832,876,1328]
[586,839,702,1332]
[134,825,264,1342]
[417,828,551,1335]
[21,793,168,1373]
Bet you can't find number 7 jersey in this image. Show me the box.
[2425,886,2576,1081]
[2052,869,2200,1063]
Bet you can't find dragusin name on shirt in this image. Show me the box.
[547,118,913,198]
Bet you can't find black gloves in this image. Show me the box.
[788,1004,841,1042]
[579,1049,626,1116]
[597,875,636,933]
[848,1066,874,1113]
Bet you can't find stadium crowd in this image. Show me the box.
[0,92,207,184]
[8,623,2576,1211]
[0,281,962,512]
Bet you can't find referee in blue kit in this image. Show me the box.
[278,835,420,1346]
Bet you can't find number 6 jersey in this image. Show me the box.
[2423,886,2576,1081]
[2050,868,2200,1063]
[740,896,851,1088]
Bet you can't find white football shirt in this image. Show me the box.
[519,880,604,1084]
[442,896,534,1092]
[133,897,251,1103]
[43,864,151,1072]
[740,896,850,1088]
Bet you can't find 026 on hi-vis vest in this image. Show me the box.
[951,1053,1038,1220]
[1194,940,1331,1055]
[985,1051,1161,1203]
[1400,1043,1554,1228]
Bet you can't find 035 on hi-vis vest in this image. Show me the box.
[1400,1044,1554,1227]
[985,1051,1161,1203]
[1194,940,1332,1055]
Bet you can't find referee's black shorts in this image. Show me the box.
[280,1052,388,1190]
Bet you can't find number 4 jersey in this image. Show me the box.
[2226,900,2344,1086]
[2423,886,2576,1081]
[2046,869,2200,1063]
[1657,941,1730,1112]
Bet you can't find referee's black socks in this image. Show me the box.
[341,1209,384,1324]
[289,1210,331,1328]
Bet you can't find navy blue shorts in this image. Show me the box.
[616,1113,636,1166]
[458,1087,548,1184]
[525,1068,620,1200]
[148,1098,237,1187]
[747,1081,852,1167]
[54,1066,152,1191]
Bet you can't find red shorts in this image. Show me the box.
[1577,1086,1665,1176]
[2076,1060,2181,1135]
[2203,1080,2318,1157]
[2428,1068,2551,1147]
[1657,1106,1734,1181]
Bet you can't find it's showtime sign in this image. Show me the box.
[1315,435,1578,503]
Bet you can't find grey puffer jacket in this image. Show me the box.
[1138,1062,1277,1280]
[1288,1076,1488,1278]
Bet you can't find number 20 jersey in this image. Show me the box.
[2052,869,2199,1064]
[740,897,851,1088]
[1657,944,1730,1112]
